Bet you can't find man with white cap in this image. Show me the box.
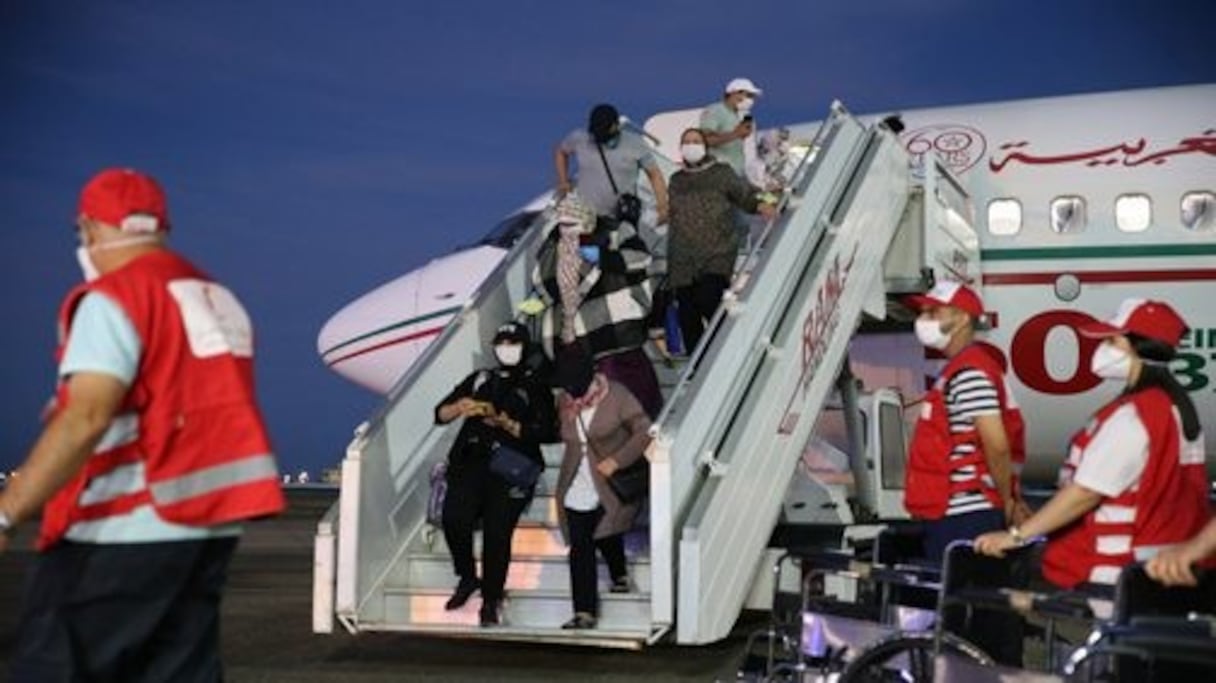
[700,77,763,180]
[904,281,1027,557]
[1,168,285,681]
[903,280,1027,666]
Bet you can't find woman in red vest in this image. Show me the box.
[975,299,1209,589]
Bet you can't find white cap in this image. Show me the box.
[724,77,762,96]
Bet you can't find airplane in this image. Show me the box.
[316,83,1216,486]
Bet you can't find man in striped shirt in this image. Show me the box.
[905,282,1019,557]
[904,281,1025,665]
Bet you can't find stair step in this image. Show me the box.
[412,522,567,556]
[382,585,652,632]
[520,494,559,525]
[398,551,651,592]
[368,622,650,649]
[411,523,652,559]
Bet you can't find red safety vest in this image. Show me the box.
[1042,388,1209,588]
[904,342,1025,520]
[39,250,284,550]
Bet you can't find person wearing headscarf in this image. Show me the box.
[433,322,557,626]
[552,348,652,630]
[666,127,775,352]
[533,194,664,418]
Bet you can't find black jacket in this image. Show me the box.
[434,364,558,480]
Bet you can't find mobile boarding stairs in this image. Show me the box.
[313,101,983,648]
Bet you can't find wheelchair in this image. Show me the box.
[737,525,989,681]
[839,540,1216,682]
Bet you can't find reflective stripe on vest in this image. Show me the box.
[1043,390,1208,588]
[149,454,280,505]
[75,413,142,507]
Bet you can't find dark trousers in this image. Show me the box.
[674,273,730,354]
[565,507,626,616]
[596,347,662,419]
[10,537,239,683]
[442,468,530,603]
[925,508,1025,668]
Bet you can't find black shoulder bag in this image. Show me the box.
[595,142,642,226]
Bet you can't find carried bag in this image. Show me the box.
[577,414,650,505]
[489,442,543,489]
[427,461,448,526]
[595,142,642,225]
[606,457,650,504]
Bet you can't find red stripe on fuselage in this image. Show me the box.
[984,269,1216,286]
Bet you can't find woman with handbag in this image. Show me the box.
[552,349,652,630]
[433,322,557,626]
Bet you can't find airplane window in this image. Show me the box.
[476,210,544,248]
[1115,194,1152,233]
[986,199,1021,235]
[1050,196,1086,234]
[1181,191,1215,231]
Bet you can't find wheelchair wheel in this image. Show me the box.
[838,631,992,682]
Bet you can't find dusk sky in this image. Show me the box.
[2,1,1213,475]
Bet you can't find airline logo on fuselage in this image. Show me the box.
[1008,310,1215,395]
[989,130,1216,173]
[903,126,1215,176]
[903,124,987,176]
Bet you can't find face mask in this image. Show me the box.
[681,143,707,165]
[494,343,523,367]
[602,133,620,149]
[736,97,755,115]
[1090,342,1132,380]
[914,316,951,350]
[76,246,100,282]
[74,234,161,282]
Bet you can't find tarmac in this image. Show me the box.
[0,489,759,682]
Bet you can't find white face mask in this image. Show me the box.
[680,143,706,165]
[494,343,523,367]
[1090,342,1132,380]
[914,316,951,350]
[76,246,100,281]
[736,96,755,115]
[74,233,161,282]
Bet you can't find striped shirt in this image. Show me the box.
[944,368,1000,516]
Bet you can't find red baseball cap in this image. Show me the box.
[1078,298,1188,348]
[78,168,169,233]
[904,281,984,319]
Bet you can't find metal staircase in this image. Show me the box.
[313,101,981,648]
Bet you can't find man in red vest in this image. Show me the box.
[903,280,1027,666]
[904,281,1026,558]
[0,168,285,682]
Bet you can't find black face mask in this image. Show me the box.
[592,127,620,145]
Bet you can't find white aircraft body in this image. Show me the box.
[317,84,1216,484]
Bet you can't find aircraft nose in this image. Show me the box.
[316,269,425,394]
[315,245,508,395]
